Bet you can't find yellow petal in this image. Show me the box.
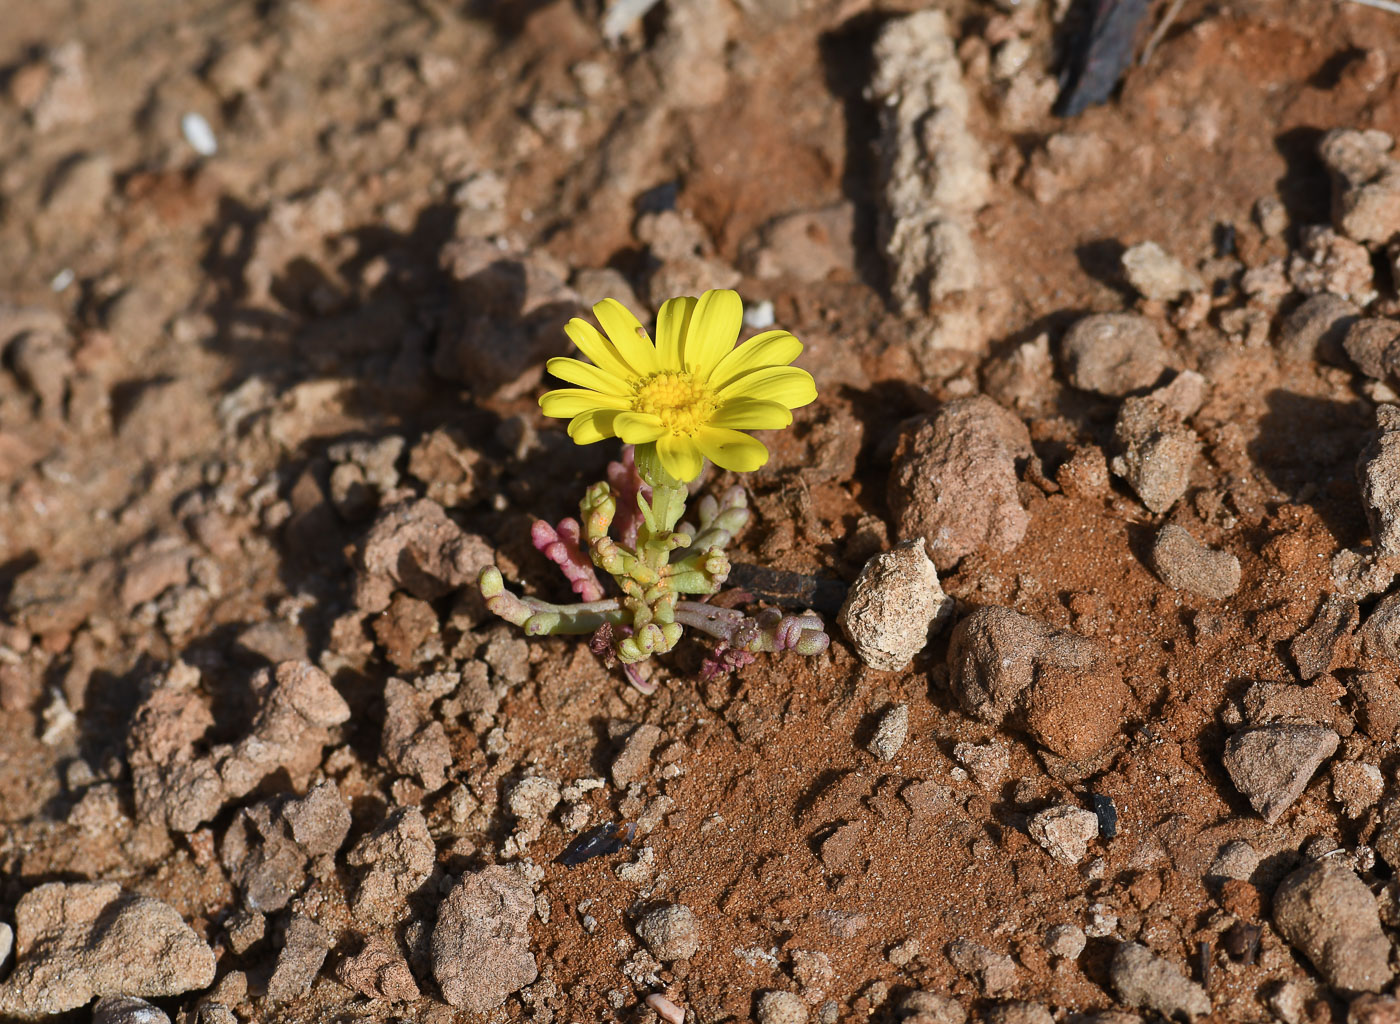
[716,365,817,409]
[546,357,633,396]
[684,289,743,379]
[709,397,793,430]
[595,298,659,376]
[708,330,803,391]
[564,318,635,381]
[694,426,770,473]
[655,295,697,370]
[657,434,705,481]
[568,409,619,444]
[613,411,666,444]
[539,388,631,419]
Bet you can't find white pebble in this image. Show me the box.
[181,112,218,156]
[743,299,775,330]
[50,268,75,292]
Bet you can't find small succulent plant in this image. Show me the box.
[479,288,830,692]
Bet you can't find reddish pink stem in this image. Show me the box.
[532,518,605,602]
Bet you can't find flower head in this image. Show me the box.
[539,289,817,481]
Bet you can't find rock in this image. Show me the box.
[651,0,734,109]
[1222,725,1340,823]
[1057,444,1111,499]
[946,938,1017,996]
[1350,994,1400,1024]
[740,204,857,282]
[947,607,1129,761]
[225,909,265,954]
[1351,672,1400,742]
[266,914,330,1003]
[43,153,113,229]
[839,541,954,671]
[0,922,12,973]
[355,498,494,612]
[1320,128,1400,243]
[92,996,171,1024]
[986,1003,1054,1024]
[756,990,809,1024]
[1359,406,1400,559]
[1044,924,1086,960]
[381,678,452,791]
[1332,761,1384,818]
[335,932,421,1002]
[1121,242,1203,301]
[898,990,967,1024]
[8,330,74,418]
[346,806,436,928]
[867,703,910,761]
[128,660,349,834]
[1150,370,1209,420]
[1290,228,1376,305]
[1290,594,1359,680]
[889,396,1032,571]
[1150,524,1240,600]
[0,882,215,1017]
[220,780,350,912]
[1360,592,1400,664]
[432,866,538,1012]
[505,775,562,824]
[982,333,1055,413]
[1343,318,1400,380]
[1110,943,1210,1020]
[1110,396,1200,514]
[406,428,477,508]
[636,903,700,961]
[790,948,833,1004]
[1207,840,1261,882]
[953,741,1009,789]
[25,42,94,132]
[1028,806,1100,865]
[1273,858,1392,995]
[869,9,989,316]
[611,723,663,788]
[1060,313,1167,396]
[1278,293,1362,365]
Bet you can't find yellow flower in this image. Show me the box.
[539,289,817,481]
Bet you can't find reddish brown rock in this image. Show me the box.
[889,396,1032,571]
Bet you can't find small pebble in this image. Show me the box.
[181,112,218,156]
[868,703,909,761]
[1043,923,1086,960]
[756,990,808,1024]
[743,300,776,329]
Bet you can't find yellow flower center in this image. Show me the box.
[633,371,715,436]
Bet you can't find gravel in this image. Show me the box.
[1110,396,1200,514]
[1060,313,1167,396]
[838,541,953,671]
[1109,942,1211,1021]
[1150,524,1240,600]
[0,882,215,1017]
[266,914,331,1003]
[756,990,809,1024]
[867,703,910,761]
[1273,858,1393,995]
[889,396,1032,571]
[432,866,539,1012]
[1222,724,1340,823]
[1028,806,1100,865]
[635,903,701,962]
